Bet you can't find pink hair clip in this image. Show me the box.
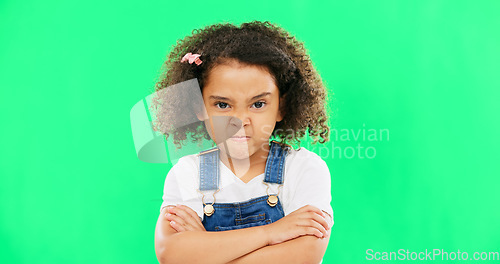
[181,52,202,66]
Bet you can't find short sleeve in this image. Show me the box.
[159,156,204,220]
[284,150,334,227]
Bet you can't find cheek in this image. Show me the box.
[254,116,277,135]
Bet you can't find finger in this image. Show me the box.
[161,205,176,215]
[169,220,186,232]
[295,211,329,231]
[167,213,199,232]
[178,206,205,230]
[296,217,327,237]
[303,205,325,216]
[308,211,330,231]
[168,207,204,231]
[175,205,204,229]
[322,210,333,228]
[292,205,322,216]
[168,206,201,230]
[300,226,324,238]
[165,213,189,231]
[177,205,200,221]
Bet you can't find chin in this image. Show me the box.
[223,141,252,160]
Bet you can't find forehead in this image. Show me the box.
[203,63,278,98]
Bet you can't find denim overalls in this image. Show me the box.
[199,141,289,231]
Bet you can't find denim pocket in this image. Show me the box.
[215,219,272,231]
[235,213,266,225]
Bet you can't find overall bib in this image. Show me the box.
[199,141,289,231]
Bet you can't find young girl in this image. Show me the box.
[153,21,333,264]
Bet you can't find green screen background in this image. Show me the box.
[1,0,499,263]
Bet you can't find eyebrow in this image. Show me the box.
[209,92,272,102]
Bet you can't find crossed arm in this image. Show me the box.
[155,205,332,264]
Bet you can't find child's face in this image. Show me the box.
[201,61,284,160]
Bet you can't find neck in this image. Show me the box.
[218,142,270,178]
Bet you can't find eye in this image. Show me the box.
[215,102,230,109]
[252,101,266,109]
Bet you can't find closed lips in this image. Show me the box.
[230,136,250,142]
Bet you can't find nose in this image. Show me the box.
[230,110,251,129]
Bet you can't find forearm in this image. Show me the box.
[158,226,269,264]
[227,231,331,264]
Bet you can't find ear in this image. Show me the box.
[276,96,286,122]
[194,103,209,121]
[196,110,206,121]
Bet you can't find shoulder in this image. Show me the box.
[280,146,333,219]
[286,146,329,170]
[165,154,201,200]
[284,146,330,182]
[169,153,199,175]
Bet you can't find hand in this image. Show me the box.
[164,204,206,232]
[261,205,330,246]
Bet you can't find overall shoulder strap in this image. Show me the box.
[199,147,220,191]
[264,141,290,184]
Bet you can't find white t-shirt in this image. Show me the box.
[160,146,334,227]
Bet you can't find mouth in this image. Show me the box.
[230,136,251,142]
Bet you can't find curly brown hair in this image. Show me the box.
[150,21,330,148]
